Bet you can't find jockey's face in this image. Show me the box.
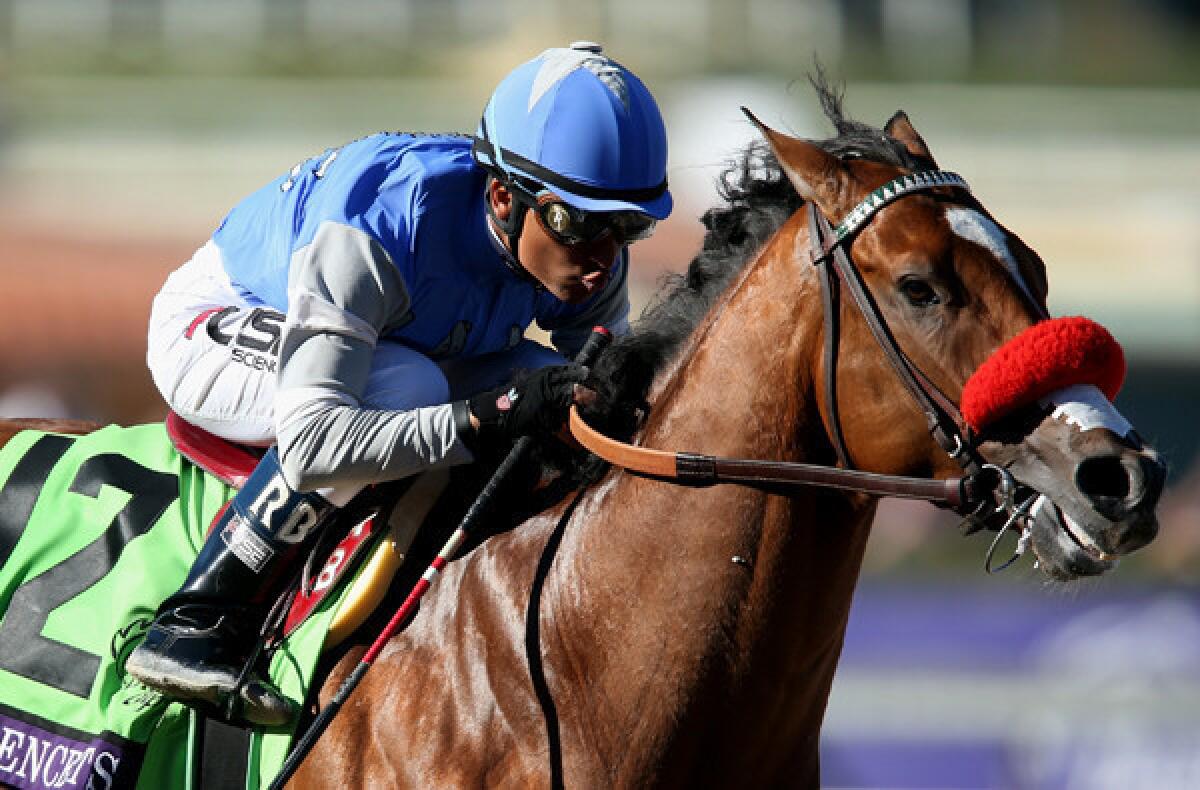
[487,179,622,304]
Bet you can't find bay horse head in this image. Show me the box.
[733,96,1165,580]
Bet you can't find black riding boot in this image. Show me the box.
[125,447,336,727]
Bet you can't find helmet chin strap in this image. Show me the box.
[485,178,545,291]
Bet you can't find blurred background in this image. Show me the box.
[0,0,1196,787]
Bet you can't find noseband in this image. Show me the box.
[570,170,1019,517]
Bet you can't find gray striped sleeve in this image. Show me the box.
[274,221,473,491]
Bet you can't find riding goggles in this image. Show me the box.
[511,179,657,246]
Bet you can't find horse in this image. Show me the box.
[0,80,1165,789]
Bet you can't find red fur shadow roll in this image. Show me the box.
[960,316,1126,432]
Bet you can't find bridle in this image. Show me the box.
[806,171,1047,558]
[807,171,986,488]
[569,169,1029,522]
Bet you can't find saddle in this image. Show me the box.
[164,412,446,648]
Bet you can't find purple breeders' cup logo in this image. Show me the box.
[0,713,138,790]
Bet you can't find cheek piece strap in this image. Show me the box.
[960,316,1126,433]
[485,180,544,290]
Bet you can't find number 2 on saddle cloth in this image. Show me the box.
[0,417,448,790]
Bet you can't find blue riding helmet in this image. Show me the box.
[472,42,672,221]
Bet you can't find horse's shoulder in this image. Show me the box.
[426,505,567,622]
[378,497,573,673]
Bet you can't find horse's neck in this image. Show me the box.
[550,230,877,781]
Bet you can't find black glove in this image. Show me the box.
[463,364,587,444]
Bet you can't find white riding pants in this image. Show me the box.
[147,241,565,503]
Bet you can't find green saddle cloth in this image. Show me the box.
[0,424,351,789]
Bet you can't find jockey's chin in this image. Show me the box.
[520,227,621,304]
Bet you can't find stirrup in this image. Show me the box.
[125,609,298,728]
[220,675,298,729]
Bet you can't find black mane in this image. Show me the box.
[584,73,924,439]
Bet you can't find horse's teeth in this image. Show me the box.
[1061,510,1097,549]
[1061,509,1116,561]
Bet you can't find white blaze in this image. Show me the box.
[945,207,1038,307]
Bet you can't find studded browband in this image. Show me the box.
[833,170,967,241]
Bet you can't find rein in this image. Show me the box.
[570,170,1005,515]
[568,409,979,508]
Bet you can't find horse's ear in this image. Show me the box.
[884,110,938,167]
[741,107,846,218]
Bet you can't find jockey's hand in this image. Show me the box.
[468,364,589,442]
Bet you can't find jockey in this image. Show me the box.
[125,42,671,727]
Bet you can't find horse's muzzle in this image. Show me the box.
[1073,449,1166,554]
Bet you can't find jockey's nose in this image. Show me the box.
[573,245,619,284]
[583,246,618,270]
[1074,450,1166,553]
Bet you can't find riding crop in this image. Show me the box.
[268,326,613,790]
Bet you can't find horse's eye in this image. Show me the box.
[900,277,940,307]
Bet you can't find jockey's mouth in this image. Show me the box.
[578,268,611,293]
[557,254,616,301]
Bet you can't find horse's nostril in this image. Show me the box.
[1134,454,1168,509]
[1075,453,1167,522]
[1075,455,1130,508]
